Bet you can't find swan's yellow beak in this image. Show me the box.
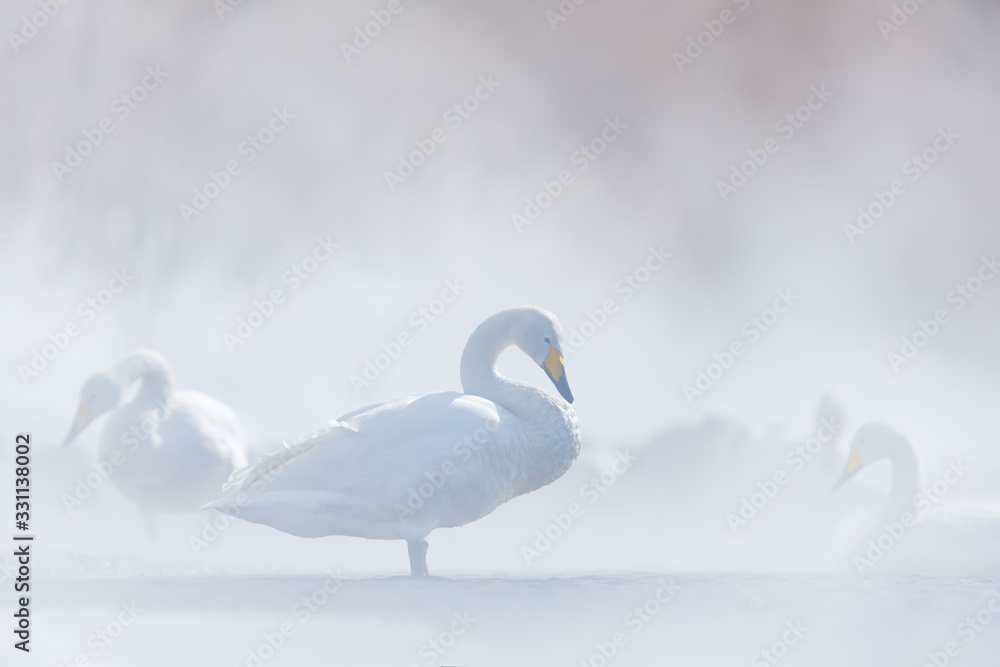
[62,402,94,447]
[845,448,863,474]
[542,346,573,403]
[833,448,863,490]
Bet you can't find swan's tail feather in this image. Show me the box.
[202,421,357,511]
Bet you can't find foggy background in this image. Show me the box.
[2,1,1000,664]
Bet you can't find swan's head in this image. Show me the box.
[834,423,907,490]
[62,373,121,446]
[512,307,574,403]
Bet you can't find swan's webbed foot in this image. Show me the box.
[407,540,429,577]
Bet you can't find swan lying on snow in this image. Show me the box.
[204,306,581,576]
[570,393,872,572]
[63,350,249,521]
[835,423,1000,575]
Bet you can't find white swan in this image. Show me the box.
[63,350,249,520]
[204,306,581,576]
[593,393,868,572]
[834,423,1000,575]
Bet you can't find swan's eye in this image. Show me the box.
[544,337,551,344]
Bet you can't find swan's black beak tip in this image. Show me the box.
[542,364,573,403]
[542,346,573,403]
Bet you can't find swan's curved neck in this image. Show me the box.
[459,310,581,497]
[876,439,922,525]
[460,311,538,416]
[114,353,172,407]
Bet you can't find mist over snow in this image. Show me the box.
[2,0,1000,665]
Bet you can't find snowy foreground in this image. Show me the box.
[25,573,1000,667]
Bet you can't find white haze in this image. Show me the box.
[2,0,1000,665]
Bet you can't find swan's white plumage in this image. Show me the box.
[206,307,582,553]
[64,350,248,514]
[838,423,1000,574]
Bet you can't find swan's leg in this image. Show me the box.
[407,540,429,577]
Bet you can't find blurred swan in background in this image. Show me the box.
[204,306,581,576]
[835,423,1000,575]
[63,349,249,525]
[568,392,878,572]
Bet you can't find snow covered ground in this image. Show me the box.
[23,573,1000,667]
[3,412,998,666]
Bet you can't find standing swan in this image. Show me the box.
[63,350,249,521]
[204,306,581,576]
[834,423,1000,574]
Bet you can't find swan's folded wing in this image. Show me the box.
[157,391,249,471]
[202,392,505,524]
[202,421,357,509]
